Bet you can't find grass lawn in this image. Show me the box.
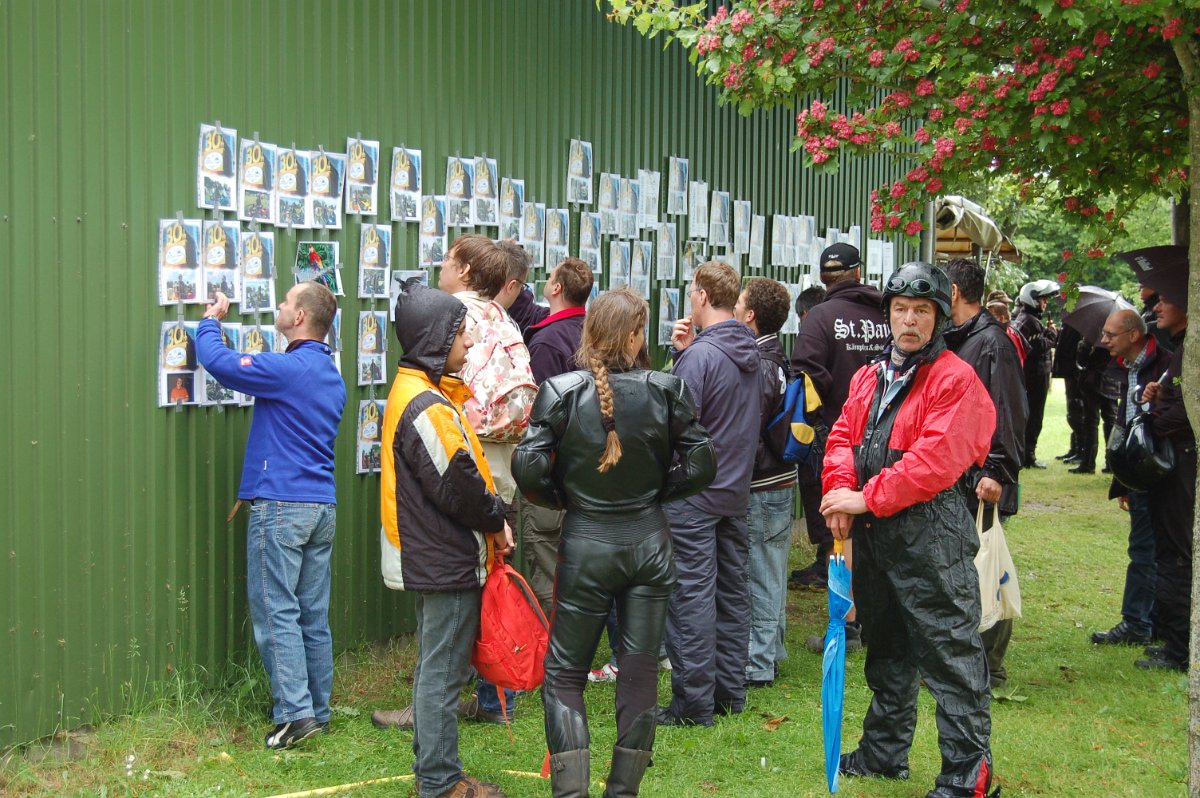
[1,383,1189,797]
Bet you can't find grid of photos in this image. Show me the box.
[579,211,602,274]
[709,190,731,248]
[658,288,680,345]
[445,156,474,227]
[499,177,525,240]
[638,168,660,230]
[295,241,343,296]
[357,311,387,386]
[473,156,499,226]
[345,138,379,216]
[521,202,546,270]
[618,177,640,239]
[240,231,276,313]
[158,218,203,304]
[390,270,431,320]
[657,223,677,282]
[238,139,276,224]
[197,123,237,212]
[688,180,709,240]
[667,156,688,215]
[310,150,347,229]
[749,215,765,270]
[598,172,619,235]
[356,399,386,475]
[201,221,240,303]
[276,148,310,227]
[420,195,448,266]
[631,240,652,299]
[159,321,200,406]
[609,241,631,289]
[390,146,422,223]
[358,224,392,299]
[567,139,593,204]
[546,208,570,267]
[566,139,595,204]
[733,200,752,254]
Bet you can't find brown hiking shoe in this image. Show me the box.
[371,705,414,729]
[434,775,508,797]
[372,698,504,731]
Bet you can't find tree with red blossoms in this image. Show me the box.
[608,0,1200,786]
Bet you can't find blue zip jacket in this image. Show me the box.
[196,317,347,503]
[671,318,760,516]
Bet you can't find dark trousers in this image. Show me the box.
[1122,491,1157,636]
[542,521,675,755]
[853,517,992,795]
[1077,386,1119,469]
[665,503,750,723]
[1148,445,1196,663]
[1024,372,1050,464]
[1063,375,1083,456]
[797,455,832,548]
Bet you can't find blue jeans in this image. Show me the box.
[246,500,336,724]
[475,677,515,717]
[744,487,794,681]
[412,589,481,798]
[1122,491,1157,636]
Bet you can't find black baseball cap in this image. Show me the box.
[819,243,861,273]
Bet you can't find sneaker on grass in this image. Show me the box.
[264,717,321,750]
[588,662,619,683]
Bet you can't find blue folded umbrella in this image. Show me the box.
[822,539,854,793]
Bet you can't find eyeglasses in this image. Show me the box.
[886,275,937,297]
[1099,328,1133,341]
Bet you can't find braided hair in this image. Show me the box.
[576,287,648,473]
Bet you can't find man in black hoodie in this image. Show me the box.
[734,277,797,688]
[789,244,887,642]
[943,259,1028,691]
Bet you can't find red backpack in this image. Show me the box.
[472,553,550,696]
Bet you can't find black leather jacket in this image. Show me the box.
[512,368,716,516]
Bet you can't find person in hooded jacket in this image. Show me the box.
[378,280,515,798]
[1011,279,1060,468]
[789,244,887,602]
[513,288,716,797]
[733,277,798,688]
[942,259,1028,693]
[660,261,761,727]
[821,262,999,798]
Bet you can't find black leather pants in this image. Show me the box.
[542,509,676,755]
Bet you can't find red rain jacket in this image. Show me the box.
[823,349,995,518]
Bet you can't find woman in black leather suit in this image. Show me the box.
[513,288,716,798]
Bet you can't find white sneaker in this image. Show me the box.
[588,662,619,683]
[658,657,673,672]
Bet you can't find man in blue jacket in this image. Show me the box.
[197,285,346,750]
[660,261,761,727]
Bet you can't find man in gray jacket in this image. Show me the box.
[660,261,761,727]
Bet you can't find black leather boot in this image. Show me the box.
[603,746,653,798]
[550,749,591,798]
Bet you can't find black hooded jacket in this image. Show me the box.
[943,309,1028,517]
[380,282,507,592]
[790,279,888,428]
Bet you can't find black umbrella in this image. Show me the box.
[1115,246,1189,307]
[1062,286,1136,345]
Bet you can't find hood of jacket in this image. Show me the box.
[826,279,885,312]
[693,318,760,373]
[393,281,468,384]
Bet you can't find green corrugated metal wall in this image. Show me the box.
[0,0,911,745]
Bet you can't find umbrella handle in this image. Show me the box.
[832,539,844,556]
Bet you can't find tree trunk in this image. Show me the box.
[1174,192,1190,247]
[1168,24,1200,796]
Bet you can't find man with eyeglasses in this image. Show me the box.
[1090,309,1169,650]
[820,262,999,798]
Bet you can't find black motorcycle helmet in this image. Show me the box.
[882,262,953,326]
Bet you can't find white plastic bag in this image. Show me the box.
[974,503,1021,633]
